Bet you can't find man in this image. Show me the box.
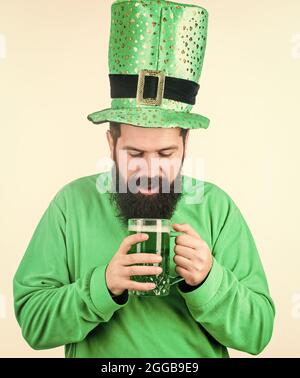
[13,0,275,357]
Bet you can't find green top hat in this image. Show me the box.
[87,0,209,130]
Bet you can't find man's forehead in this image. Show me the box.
[118,123,182,140]
[116,124,182,151]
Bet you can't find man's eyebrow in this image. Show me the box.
[122,145,179,152]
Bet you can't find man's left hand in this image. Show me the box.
[172,223,213,286]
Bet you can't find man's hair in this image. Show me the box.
[109,121,188,146]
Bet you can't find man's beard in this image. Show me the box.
[109,160,184,227]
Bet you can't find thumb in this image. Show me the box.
[172,223,184,230]
[119,232,149,255]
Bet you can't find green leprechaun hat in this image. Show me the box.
[87,0,210,129]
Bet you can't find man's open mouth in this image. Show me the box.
[138,186,159,195]
[136,177,160,195]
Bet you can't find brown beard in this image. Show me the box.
[108,162,183,227]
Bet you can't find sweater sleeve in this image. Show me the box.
[176,206,275,355]
[13,198,128,350]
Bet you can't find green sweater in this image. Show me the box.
[13,172,275,358]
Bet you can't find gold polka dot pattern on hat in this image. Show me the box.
[88,0,210,130]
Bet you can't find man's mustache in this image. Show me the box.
[133,176,164,189]
[128,175,172,192]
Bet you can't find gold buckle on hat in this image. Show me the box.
[136,69,165,106]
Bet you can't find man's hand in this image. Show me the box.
[105,233,163,297]
[172,223,213,286]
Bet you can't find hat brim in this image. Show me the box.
[87,107,210,130]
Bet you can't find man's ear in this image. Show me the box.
[185,129,190,147]
[106,130,114,160]
[183,129,189,158]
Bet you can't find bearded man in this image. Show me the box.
[13,0,275,358]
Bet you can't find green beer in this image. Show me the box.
[128,221,171,296]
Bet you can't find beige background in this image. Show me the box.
[1,0,300,357]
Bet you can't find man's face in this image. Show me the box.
[106,123,189,225]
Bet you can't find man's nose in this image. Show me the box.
[138,154,161,178]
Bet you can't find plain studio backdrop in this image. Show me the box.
[0,0,299,357]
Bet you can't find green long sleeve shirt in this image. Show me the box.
[13,172,275,357]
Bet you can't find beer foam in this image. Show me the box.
[128,225,170,233]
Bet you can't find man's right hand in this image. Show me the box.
[105,233,163,297]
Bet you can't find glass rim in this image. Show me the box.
[128,218,171,224]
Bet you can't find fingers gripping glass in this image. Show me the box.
[127,218,184,296]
